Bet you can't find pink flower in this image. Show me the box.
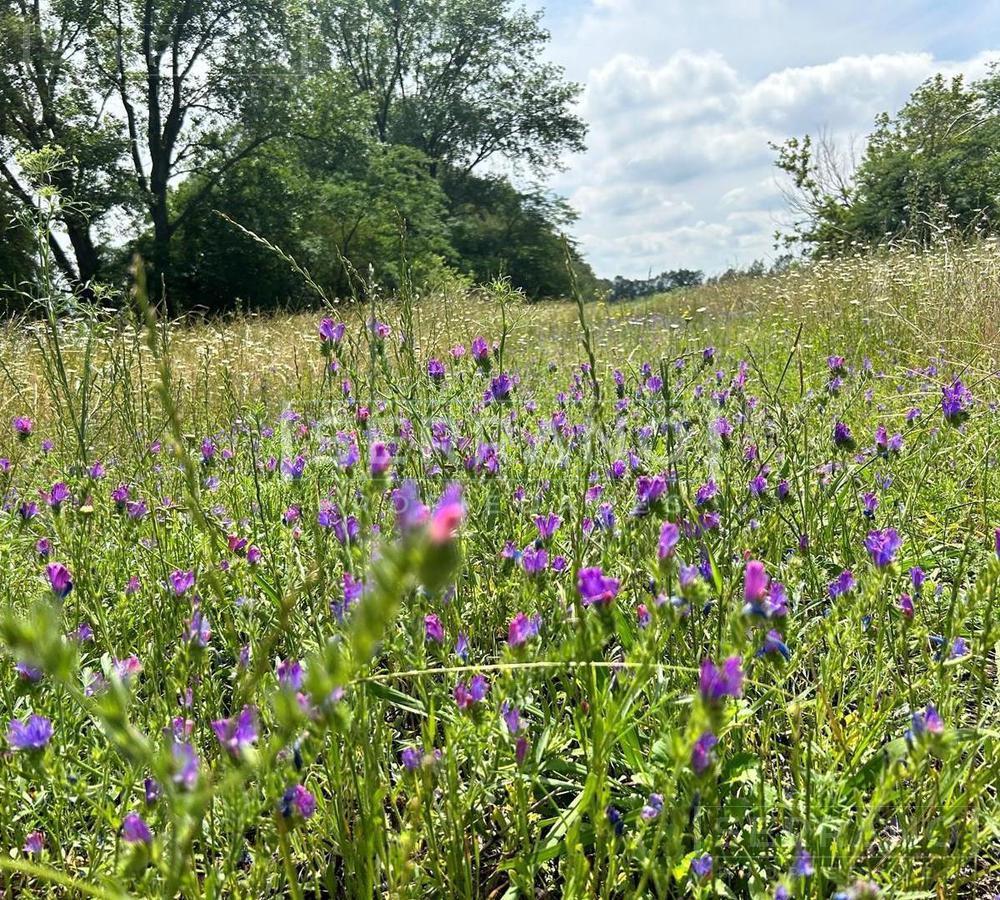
[743,560,769,604]
[429,484,464,544]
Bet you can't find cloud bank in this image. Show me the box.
[535,0,998,277]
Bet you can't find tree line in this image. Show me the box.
[0,0,598,313]
[4,9,999,315]
[609,268,704,301]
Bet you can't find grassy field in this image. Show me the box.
[0,241,999,898]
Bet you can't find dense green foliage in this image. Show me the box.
[0,184,33,289]
[774,68,1000,254]
[0,0,591,311]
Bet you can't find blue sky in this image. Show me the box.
[521,0,1000,277]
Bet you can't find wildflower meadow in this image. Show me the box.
[1,244,999,898]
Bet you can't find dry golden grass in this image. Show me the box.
[1,238,998,436]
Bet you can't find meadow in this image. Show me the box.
[0,241,999,898]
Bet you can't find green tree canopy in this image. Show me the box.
[313,0,586,174]
[0,0,128,287]
[1,0,593,311]
[167,142,454,310]
[773,66,1000,255]
[0,180,35,298]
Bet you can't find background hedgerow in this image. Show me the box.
[0,243,999,898]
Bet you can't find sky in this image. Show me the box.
[522,0,1000,278]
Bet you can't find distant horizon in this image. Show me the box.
[525,0,1000,279]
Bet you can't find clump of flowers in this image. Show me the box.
[454,675,489,710]
[941,379,972,425]
[699,657,744,704]
[865,528,902,569]
[577,567,619,606]
[7,714,53,751]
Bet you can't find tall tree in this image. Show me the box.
[0,0,126,288]
[315,0,586,175]
[774,68,1000,255]
[86,0,292,307]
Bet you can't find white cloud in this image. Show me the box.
[538,1,999,277]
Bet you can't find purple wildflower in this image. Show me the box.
[281,784,317,819]
[713,416,733,445]
[577,566,620,606]
[508,612,541,647]
[122,812,152,845]
[169,569,195,596]
[501,700,524,734]
[172,741,199,789]
[941,379,972,424]
[865,528,902,568]
[695,480,719,507]
[392,480,429,532]
[7,715,53,750]
[45,482,70,510]
[691,854,713,879]
[184,607,211,647]
[15,662,42,682]
[427,358,446,382]
[792,846,815,878]
[485,373,514,405]
[18,501,38,521]
[691,731,718,774]
[45,563,73,599]
[641,793,664,820]
[909,703,944,741]
[281,455,306,480]
[829,569,855,599]
[277,659,304,691]
[212,706,259,754]
[471,336,489,364]
[744,560,769,604]
[428,484,464,544]
[424,614,445,644]
[521,545,548,575]
[699,657,744,703]
[318,318,345,347]
[533,512,562,541]
[454,674,489,709]
[658,521,680,559]
[369,441,392,477]
[635,474,667,513]
[833,421,856,450]
[23,831,44,855]
[761,629,791,660]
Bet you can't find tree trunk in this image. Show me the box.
[148,192,177,318]
[64,217,101,287]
